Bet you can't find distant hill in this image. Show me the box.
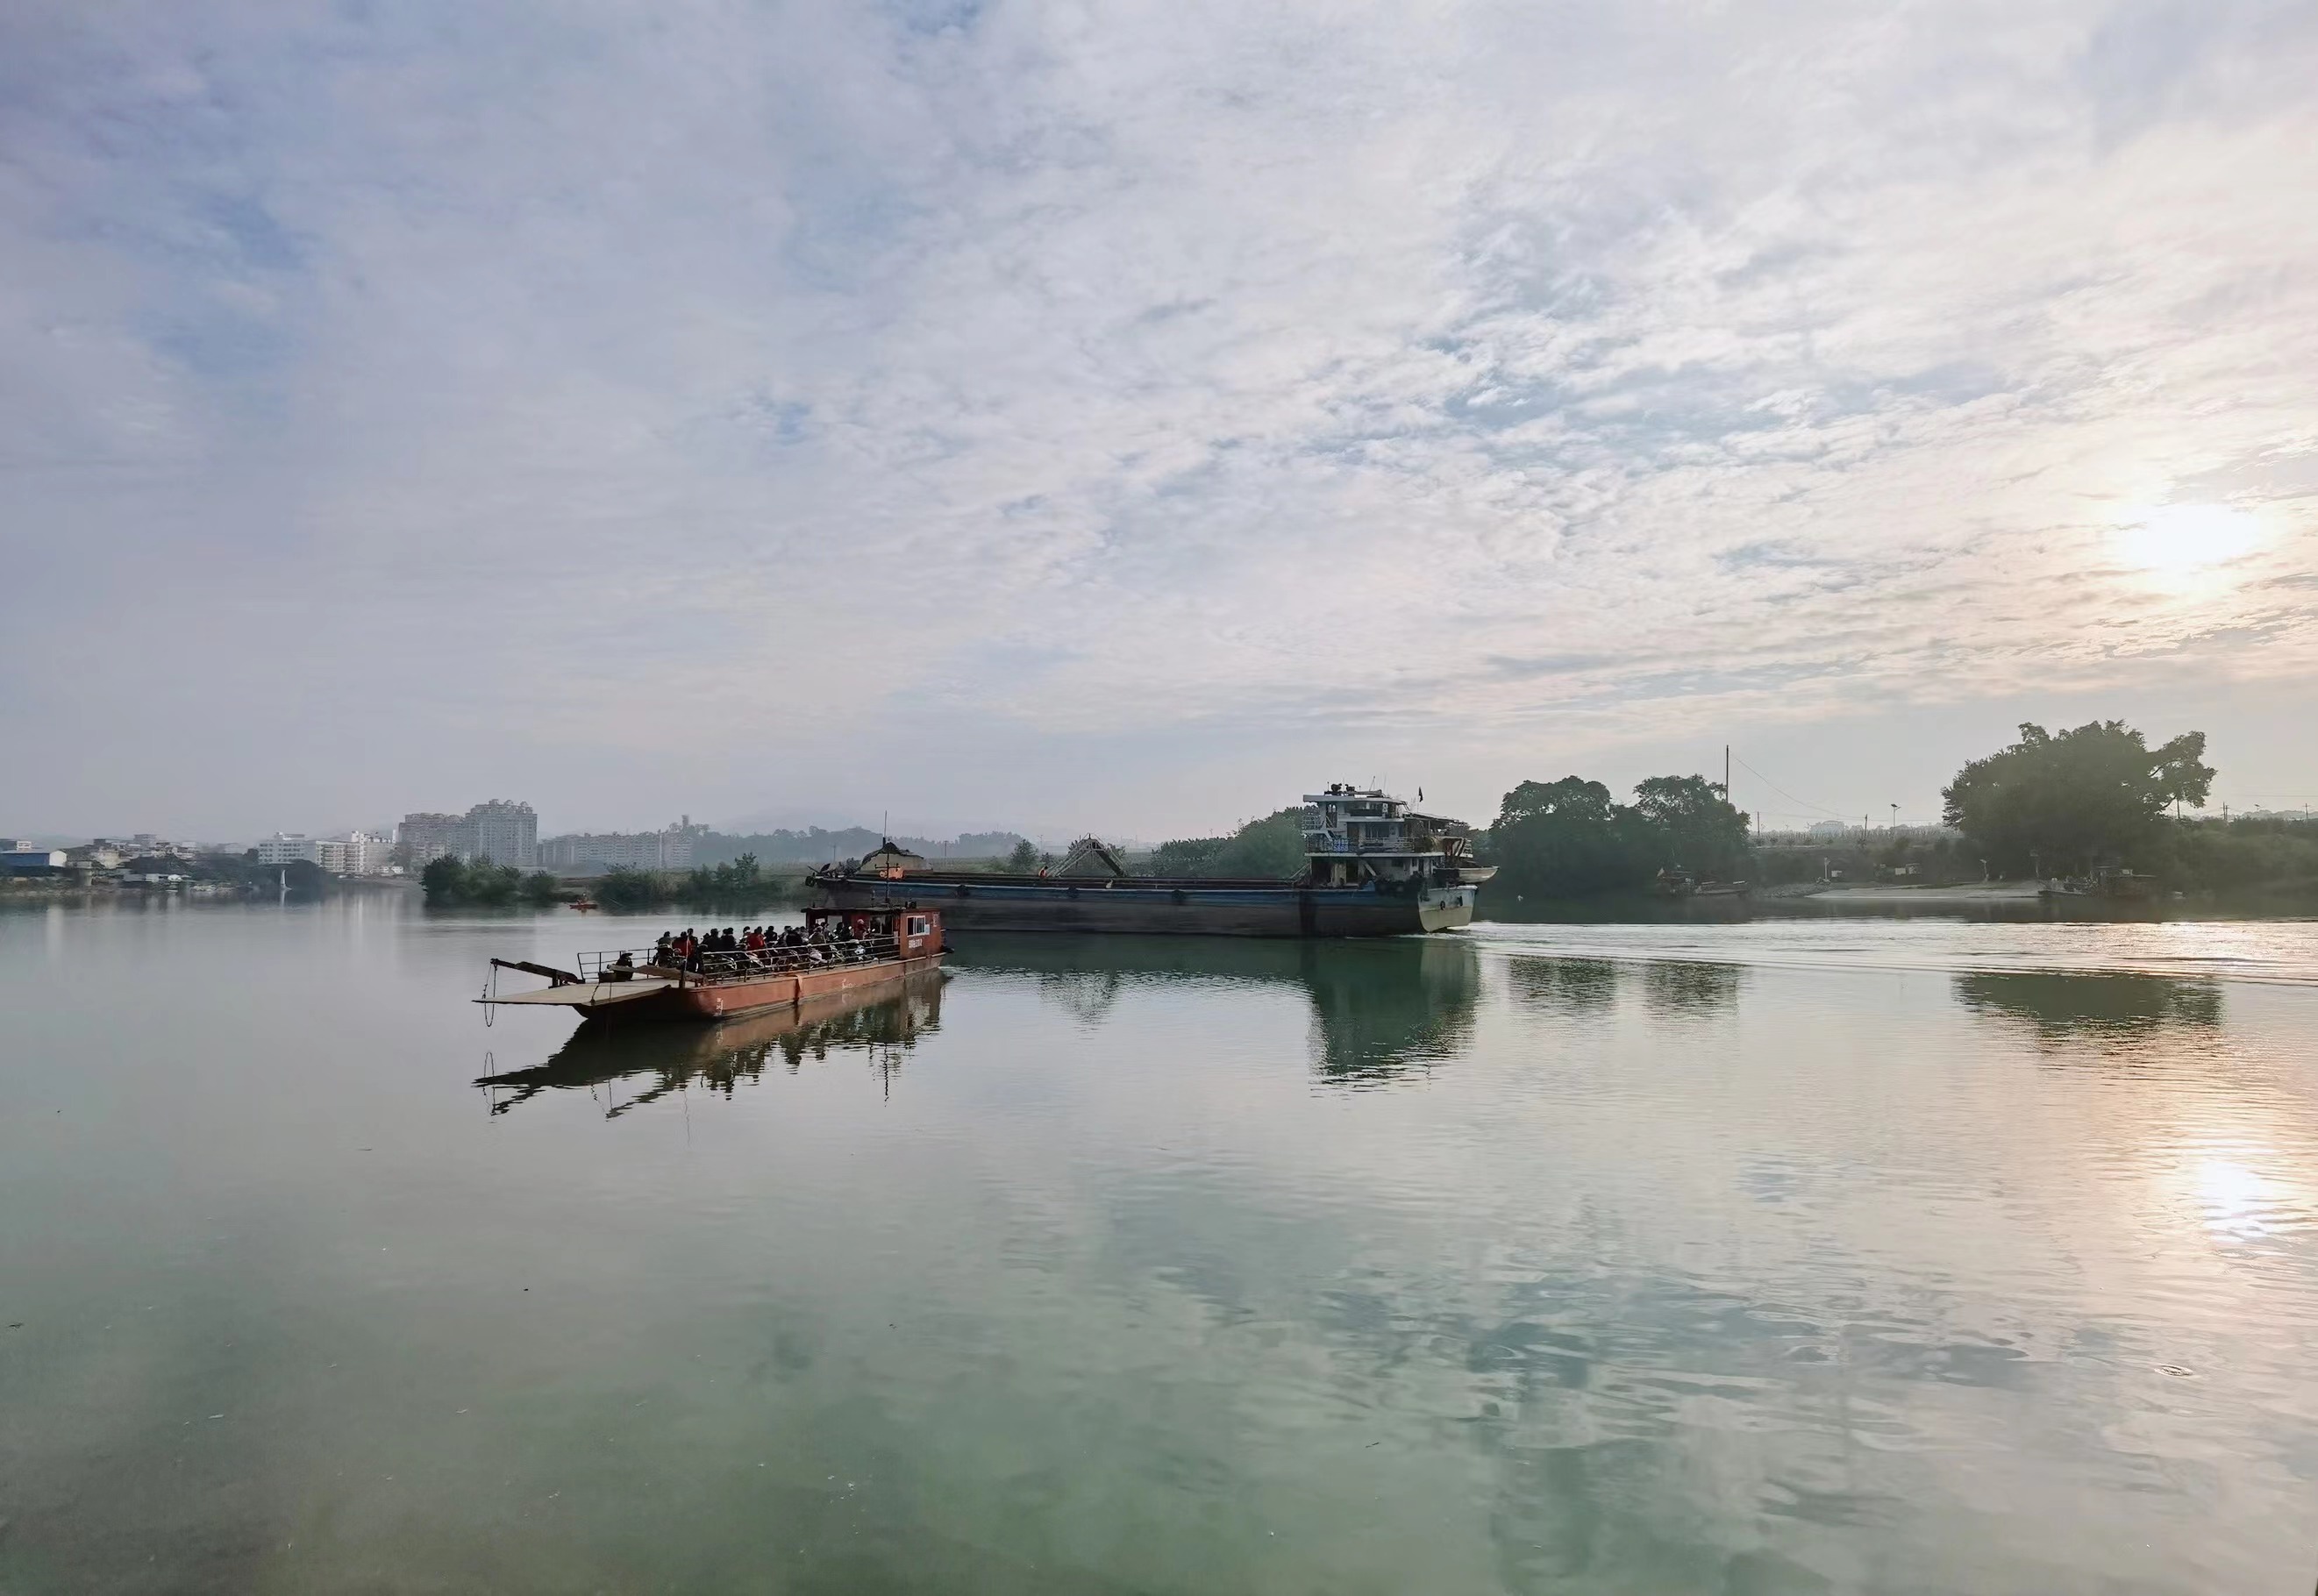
[691,827,1027,866]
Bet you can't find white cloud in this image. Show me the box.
[2,0,2314,836]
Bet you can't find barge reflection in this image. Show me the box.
[476,973,945,1116]
[945,934,1481,1084]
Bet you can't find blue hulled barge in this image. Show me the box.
[810,786,1494,937]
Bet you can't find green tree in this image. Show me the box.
[1630,775,1751,877]
[1209,809,1308,878]
[703,852,762,899]
[421,856,529,906]
[596,867,664,911]
[1147,809,1308,880]
[468,864,523,906]
[420,855,467,905]
[1942,721,2213,876]
[1151,835,1228,876]
[1006,838,1041,872]
[1490,777,1651,897]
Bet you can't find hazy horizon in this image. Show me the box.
[5,3,2315,844]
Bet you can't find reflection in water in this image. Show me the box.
[1302,937,1480,1084]
[1953,972,2223,1040]
[1642,959,1744,1016]
[1508,955,1619,1015]
[476,975,945,1116]
[1954,973,2316,1247]
[945,934,1481,1085]
[17,901,2318,1593]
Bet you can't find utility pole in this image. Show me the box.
[1723,745,1730,801]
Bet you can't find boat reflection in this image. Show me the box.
[945,934,1481,1085]
[476,974,945,1116]
[1952,971,2223,1041]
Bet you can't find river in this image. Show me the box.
[4,897,2314,1593]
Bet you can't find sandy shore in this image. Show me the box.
[1801,882,2048,907]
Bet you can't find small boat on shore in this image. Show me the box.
[1651,870,1751,900]
[480,905,945,1024]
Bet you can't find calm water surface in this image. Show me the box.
[4,899,2317,1593]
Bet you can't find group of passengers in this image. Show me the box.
[649,920,882,975]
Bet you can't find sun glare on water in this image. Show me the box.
[2113,503,2265,576]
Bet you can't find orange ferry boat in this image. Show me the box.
[480,905,944,1025]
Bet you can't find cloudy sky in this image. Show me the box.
[4,0,2315,842]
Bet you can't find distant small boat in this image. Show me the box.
[2039,868,2156,901]
[1652,869,1750,900]
[481,906,945,1024]
[568,899,600,912]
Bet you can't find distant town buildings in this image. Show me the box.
[258,830,394,874]
[395,801,540,869]
[395,812,466,866]
[4,842,67,875]
[541,819,698,873]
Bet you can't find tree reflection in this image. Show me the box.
[1508,956,1619,1016]
[1952,972,2222,1041]
[1642,960,1744,1016]
[475,975,944,1116]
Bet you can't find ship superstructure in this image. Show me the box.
[1300,785,1495,894]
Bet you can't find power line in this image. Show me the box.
[1730,754,1844,819]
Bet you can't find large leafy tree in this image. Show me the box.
[1152,809,1308,879]
[1630,774,1751,876]
[1490,777,1651,897]
[1488,773,1751,896]
[1212,809,1314,878]
[1942,721,2212,875]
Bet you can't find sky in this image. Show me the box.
[4,0,2315,844]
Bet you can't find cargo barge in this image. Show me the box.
[811,786,1494,937]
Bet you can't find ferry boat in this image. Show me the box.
[479,904,945,1024]
[810,785,1494,937]
[476,974,945,1114]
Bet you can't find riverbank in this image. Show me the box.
[0,873,414,901]
[1801,881,2047,908]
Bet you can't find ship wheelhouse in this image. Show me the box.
[1301,784,1490,890]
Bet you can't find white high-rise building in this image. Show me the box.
[465,801,538,868]
[257,833,314,866]
[396,802,539,868]
[541,823,695,872]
